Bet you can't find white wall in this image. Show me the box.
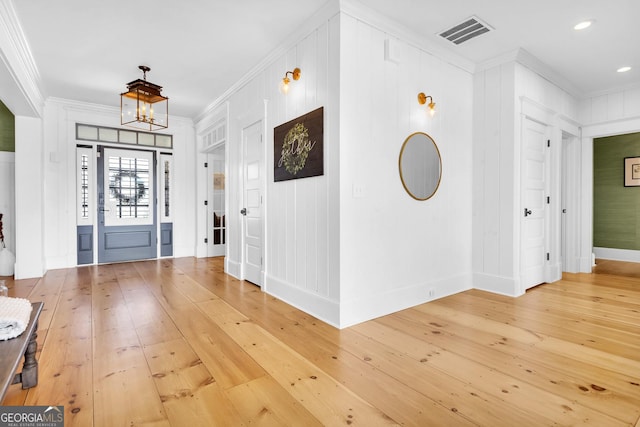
[15,115,44,278]
[338,14,474,327]
[472,62,518,294]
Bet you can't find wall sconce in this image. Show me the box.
[280,67,301,94]
[417,92,436,117]
[121,65,169,131]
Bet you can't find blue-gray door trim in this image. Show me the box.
[77,225,93,265]
[160,223,173,257]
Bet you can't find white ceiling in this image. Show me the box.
[10,0,639,119]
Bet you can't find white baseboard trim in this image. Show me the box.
[45,254,75,271]
[546,262,562,283]
[473,272,522,297]
[174,246,196,259]
[339,273,472,329]
[264,274,340,328]
[575,255,594,273]
[225,258,241,280]
[593,247,640,263]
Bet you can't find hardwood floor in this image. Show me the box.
[2,257,639,426]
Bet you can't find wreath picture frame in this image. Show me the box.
[624,156,640,187]
[274,107,324,182]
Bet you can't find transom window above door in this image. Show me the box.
[76,123,172,148]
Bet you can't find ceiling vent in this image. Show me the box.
[439,16,493,45]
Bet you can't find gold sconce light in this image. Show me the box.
[417,92,436,117]
[121,65,169,131]
[280,67,301,94]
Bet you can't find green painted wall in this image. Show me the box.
[0,101,15,152]
[593,132,640,249]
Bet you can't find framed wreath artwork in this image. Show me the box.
[274,107,324,182]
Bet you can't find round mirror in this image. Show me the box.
[398,132,442,200]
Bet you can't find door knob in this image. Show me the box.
[240,208,247,216]
[524,208,532,217]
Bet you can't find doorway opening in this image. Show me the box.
[206,144,226,257]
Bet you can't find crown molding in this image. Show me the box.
[476,48,583,99]
[195,0,341,124]
[339,0,475,74]
[194,0,480,125]
[0,0,44,117]
[47,96,193,129]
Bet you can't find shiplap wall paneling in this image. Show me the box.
[624,89,640,118]
[580,87,640,125]
[14,116,44,278]
[498,64,517,282]
[471,69,486,277]
[324,14,340,302]
[293,40,311,291]
[267,53,283,283]
[299,28,322,295]
[473,64,527,293]
[437,53,474,277]
[338,13,474,326]
[44,104,75,269]
[270,17,337,315]
[228,83,262,278]
[473,64,515,288]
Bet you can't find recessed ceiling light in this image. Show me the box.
[617,66,632,73]
[574,20,593,30]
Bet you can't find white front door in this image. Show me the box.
[521,118,548,290]
[241,120,263,286]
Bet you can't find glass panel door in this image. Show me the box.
[104,148,154,226]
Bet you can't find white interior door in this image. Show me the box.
[241,120,263,285]
[561,135,568,271]
[521,118,548,290]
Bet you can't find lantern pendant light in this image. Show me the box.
[121,65,169,131]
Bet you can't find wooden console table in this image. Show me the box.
[0,302,44,403]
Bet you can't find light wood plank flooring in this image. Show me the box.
[2,257,639,426]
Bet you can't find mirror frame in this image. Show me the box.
[398,131,442,201]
